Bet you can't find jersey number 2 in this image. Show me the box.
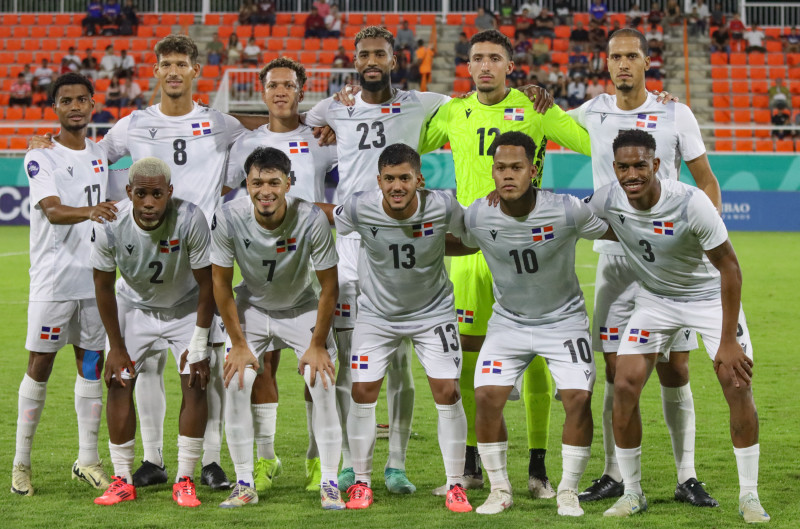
[356,122,386,150]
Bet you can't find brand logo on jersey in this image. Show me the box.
[412,222,434,237]
[381,103,401,114]
[465,109,472,119]
[481,360,502,374]
[619,214,625,223]
[39,326,61,341]
[601,113,608,123]
[243,238,251,248]
[351,354,368,369]
[191,121,212,136]
[636,114,658,129]
[347,107,355,117]
[26,160,40,178]
[276,238,297,253]
[288,141,309,154]
[653,221,674,235]
[369,226,379,238]
[489,229,498,240]
[148,128,158,138]
[159,239,180,253]
[504,108,525,121]
[335,303,351,318]
[125,244,134,255]
[456,309,474,324]
[92,159,105,173]
[628,328,650,344]
[67,166,74,176]
[531,225,554,241]
[600,327,620,341]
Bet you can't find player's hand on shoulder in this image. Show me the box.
[485,189,501,207]
[104,346,135,388]
[520,84,554,114]
[454,90,475,99]
[312,125,337,146]
[653,89,679,104]
[223,343,259,390]
[181,350,210,390]
[298,344,335,389]
[332,84,359,106]
[90,201,118,223]
[28,133,54,151]
[713,338,753,389]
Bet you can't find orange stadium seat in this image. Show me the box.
[6,107,22,120]
[41,39,57,51]
[574,13,590,25]
[714,109,731,122]
[753,128,770,139]
[263,51,279,62]
[769,66,788,78]
[161,14,178,25]
[113,39,130,51]
[751,80,767,93]
[10,138,28,150]
[734,139,753,152]
[178,14,194,26]
[66,26,82,38]
[0,52,12,64]
[254,25,270,38]
[419,14,436,25]
[217,26,233,39]
[499,25,515,38]
[713,95,730,107]
[715,128,732,138]
[0,138,9,150]
[202,65,220,78]
[765,41,782,53]
[289,26,305,37]
[299,51,317,64]
[731,80,748,93]
[384,13,400,26]
[270,25,288,38]
[137,26,154,37]
[555,26,571,38]
[754,140,773,152]
[551,51,568,65]
[294,13,308,25]
[766,53,784,66]
[344,25,360,38]
[19,14,35,25]
[266,39,283,51]
[285,38,302,51]
[733,109,751,123]
[455,64,470,78]
[322,38,340,51]
[236,26,252,39]
[710,66,727,79]
[154,26,172,37]
[750,67,767,79]
[22,39,39,51]
[789,67,800,80]
[5,39,21,51]
[753,96,769,109]
[732,95,750,108]
[275,13,292,24]
[748,52,765,65]
[347,13,363,25]
[446,13,462,25]
[729,53,746,65]
[453,79,472,93]
[305,38,321,51]
[197,79,215,92]
[775,140,794,152]
[365,13,382,26]
[730,67,747,80]
[319,51,334,64]
[788,54,800,66]
[205,13,221,24]
[710,52,727,65]
[95,78,111,92]
[31,26,47,38]
[24,107,42,120]
[42,107,58,121]
[734,128,752,138]
[2,14,17,25]
[553,39,569,51]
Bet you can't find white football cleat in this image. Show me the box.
[476,489,513,514]
[557,489,584,516]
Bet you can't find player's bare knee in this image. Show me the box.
[430,379,460,405]
[656,353,690,386]
[26,351,57,381]
[561,389,593,416]
[460,334,485,353]
[351,381,381,404]
[475,386,506,413]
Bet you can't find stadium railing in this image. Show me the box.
[743,2,800,27]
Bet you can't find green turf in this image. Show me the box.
[1,226,798,528]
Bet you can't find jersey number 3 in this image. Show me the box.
[356,122,386,150]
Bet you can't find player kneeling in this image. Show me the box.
[450,132,615,516]
[327,143,471,513]
[212,147,344,510]
[92,158,214,507]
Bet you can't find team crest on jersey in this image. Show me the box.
[381,103,401,114]
[159,239,180,253]
[351,354,368,369]
[288,141,309,154]
[481,360,502,374]
[26,160,40,178]
[599,327,620,341]
[653,221,674,235]
[276,238,297,253]
[92,159,105,173]
[636,114,658,129]
[39,326,61,341]
[335,303,351,318]
[456,309,474,324]
[412,222,434,237]
[627,328,650,344]
[191,121,212,136]
[504,108,525,121]
[531,225,554,241]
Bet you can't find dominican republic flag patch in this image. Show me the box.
[504,108,525,121]
[599,327,620,341]
[351,355,368,369]
[481,360,502,374]
[531,225,554,241]
[412,222,434,237]
[653,221,674,235]
[381,103,401,114]
[276,238,297,253]
[39,326,61,341]
[335,303,351,318]
[456,309,474,324]
[191,121,212,135]
[159,239,180,253]
[636,114,657,129]
[628,329,650,344]
[91,159,104,173]
[289,141,309,154]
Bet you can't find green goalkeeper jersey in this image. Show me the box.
[420,89,591,206]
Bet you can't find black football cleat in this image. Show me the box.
[132,460,168,488]
[578,474,624,502]
[675,478,720,507]
[200,462,232,490]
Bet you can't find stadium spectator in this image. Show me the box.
[334,45,351,67]
[568,74,587,107]
[98,45,120,79]
[513,36,533,65]
[589,22,608,51]
[769,78,790,109]
[63,47,82,73]
[771,106,791,139]
[687,7,704,36]
[414,39,434,92]
[665,0,683,27]
[21,63,33,84]
[568,47,589,78]
[327,71,352,95]
[238,0,256,24]
[743,25,766,53]
[33,59,55,93]
[82,0,103,36]
[570,21,590,51]
[242,37,261,66]
[690,0,710,34]
[728,12,745,40]
[120,0,139,36]
[396,19,416,55]
[454,32,470,65]
[648,2,664,25]
[627,2,645,26]
[646,23,665,52]
[475,7,497,30]
[227,33,243,64]
[709,1,725,27]
[646,49,664,79]
[313,0,330,18]
[121,77,144,108]
[517,1,541,17]
[588,51,608,78]
[533,8,556,39]
[304,7,327,38]
[710,24,730,53]
[9,73,33,107]
[206,32,225,65]
[391,54,409,90]
[118,49,135,79]
[784,26,800,53]
[528,63,547,86]
[531,35,550,65]
[515,8,534,39]
[106,76,124,108]
[585,75,605,99]
[607,20,623,40]
[80,48,98,79]
[325,5,342,38]
[101,0,123,34]
[91,100,115,135]
[499,0,515,25]
[252,1,276,26]
[509,67,526,88]
[589,0,609,26]
[554,0,572,26]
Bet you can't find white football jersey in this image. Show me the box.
[588,179,728,301]
[225,124,337,202]
[210,195,337,312]
[99,102,247,224]
[462,190,608,325]
[91,198,211,309]
[304,90,449,204]
[25,139,108,301]
[569,93,706,255]
[334,188,463,324]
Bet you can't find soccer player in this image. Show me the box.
[419,29,593,496]
[569,28,723,505]
[212,147,343,510]
[12,73,116,497]
[451,132,614,516]
[91,157,214,507]
[585,129,769,523]
[328,143,471,513]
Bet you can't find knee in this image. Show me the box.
[603,354,617,384]
[656,354,690,386]
[474,387,502,415]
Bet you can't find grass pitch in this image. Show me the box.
[0,227,798,528]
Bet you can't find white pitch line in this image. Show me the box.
[577,264,596,268]
[0,251,26,258]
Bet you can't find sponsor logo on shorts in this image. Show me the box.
[653,221,674,235]
[627,328,650,344]
[276,238,297,253]
[481,360,502,374]
[351,354,368,369]
[584,369,592,380]
[456,309,474,324]
[159,239,180,253]
[599,326,620,341]
[412,222,434,237]
[40,326,61,341]
[335,304,351,318]
[531,225,554,241]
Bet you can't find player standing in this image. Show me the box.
[12,73,116,497]
[569,29,722,506]
[91,158,214,507]
[213,147,343,509]
[586,130,768,523]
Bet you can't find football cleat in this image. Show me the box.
[557,489,584,516]
[320,480,346,510]
[579,474,624,502]
[446,484,473,512]
[219,481,258,508]
[384,467,416,494]
[432,474,484,496]
[345,482,373,510]
[11,463,33,497]
[94,476,136,505]
[305,457,322,491]
[528,476,556,499]
[173,476,201,507]
[337,467,355,492]
[675,478,719,507]
[200,462,232,490]
[603,491,648,517]
[72,459,111,490]
[132,460,167,488]
[476,489,513,514]
[253,457,281,493]
[739,493,770,524]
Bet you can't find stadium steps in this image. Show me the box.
[428,23,459,95]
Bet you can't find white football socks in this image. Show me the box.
[436,400,467,488]
[176,435,203,482]
[385,338,414,471]
[225,367,256,486]
[558,444,591,493]
[135,352,166,467]
[304,366,341,485]
[601,381,621,481]
[348,398,377,487]
[661,383,697,483]
[74,374,102,466]
[478,441,511,492]
[252,402,277,460]
[305,400,319,459]
[14,374,47,467]
[734,444,760,501]
[202,345,225,467]
[335,329,353,469]
[109,439,135,484]
[616,445,643,495]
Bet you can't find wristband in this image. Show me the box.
[186,326,210,364]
